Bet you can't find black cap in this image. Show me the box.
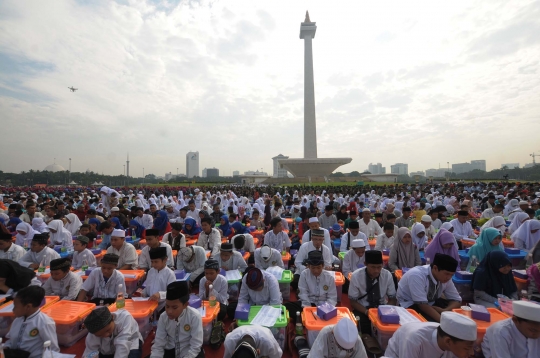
[149,246,167,260]
[220,243,233,252]
[204,259,219,270]
[305,250,324,266]
[166,281,189,301]
[84,307,112,334]
[349,221,359,229]
[433,253,458,272]
[146,229,159,237]
[365,250,383,265]
[50,258,71,270]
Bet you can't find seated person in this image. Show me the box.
[423,228,459,266]
[471,251,518,307]
[216,243,248,271]
[43,258,83,300]
[0,231,25,261]
[98,221,114,250]
[511,220,540,252]
[286,251,337,323]
[340,220,369,252]
[292,229,333,291]
[388,228,422,273]
[302,216,332,251]
[4,286,60,358]
[71,235,97,270]
[176,246,207,286]
[231,223,256,252]
[249,209,265,230]
[151,281,204,358]
[199,259,230,321]
[223,325,282,358]
[307,318,367,358]
[411,223,428,251]
[138,229,174,270]
[342,239,366,279]
[182,217,202,240]
[374,222,395,251]
[47,219,74,249]
[468,227,503,263]
[161,222,185,250]
[482,300,540,358]
[397,253,462,322]
[349,250,396,334]
[254,245,284,270]
[77,253,126,305]
[19,234,60,269]
[83,306,143,358]
[197,217,222,258]
[231,233,256,256]
[106,229,138,270]
[263,217,291,253]
[238,267,282,306]
[0,259,39,295]
[385,311,477,358]
[142,247,176,311]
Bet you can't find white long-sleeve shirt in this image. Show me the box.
[254,247,284,269]
[224,325,282,358]
[385,322,456,358]
[142,266,176,311]
[307,325,367,358]
[107,242,138,269]
[238,270,282,305]
[482,317,539,358]
[302,228,332,252]
[83,310,142,358]
[135,214,154,229]
[81,268,126,299]
[340,231,370,252]
[349,267,395,308]
[374,233,395,251]
[43,271,83,300]
[231,234,256,253]
[71,248,97,270]
[138,242,174,270]
[150,306,203,358]
[359,219,383,238]
[216,251,248,271]
[5,310,60,358]
[294,242,333,275]
[450,218,476,242]
[298,269,337,307]
[199,273,229,305]
[196,228,221,258]
[264,230,291,252]
[176,245,206,283]
[0,242,26,262]
[19,247,60,268]
[342,250,365,278]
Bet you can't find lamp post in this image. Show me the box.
[123,165,126,186]
[143,168,145,184]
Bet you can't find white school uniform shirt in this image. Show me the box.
[135,214,154,229]
[196,228,221,258]
[358,219,383,238]
[199,273,229,305]
[231,233,256,253]
[138,242,174,269]
[43,271,83,300]
[481,208,503,220]
[348,267,396,308]
[298,269,337,307]
[186,209,201,225]
[81,268,126,299]
[176,245,206,283]
[254,247,284,269]
[302,228,332,252]
[216,251,248,271]
[5,310,60,358]
[19,246,60,268]
[83,310,142,358]
[143,266,176,311]
[151,306,203,358]
[385,322,455,358]
[0,242,25,261]
[482,317,539,358]
[342,250,366,278]
[397,264,462,308]
[450,218,477,242]
[307,325,368,358]
[238,270,282,305]
[264,230,291,252]
[374,233,395,251]
[107,242,138,269]
[224,325,282,358]
[340,231,370,252]
[71,248,97,269]
[294,242,333,275]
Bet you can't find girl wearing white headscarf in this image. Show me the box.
[511,220,540,252]
[411,223,428,250]
[508,212,529,235]
[480,216,506,233]
[47,219,74,249]
[15,222,39,247]
[504,199,519,217]
[64,213,83,235]
[31,217,49,233]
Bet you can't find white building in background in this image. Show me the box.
[186,151,199,178]
[244,170,268,176]
[452,160,486,174]
[501,163,519,169]
[368,163,386,174]
[272,154,289,178]
[470,160,486,171]
[425,168,447,178]
[165,172,173,180]
[232,171,240,177]
[390,163,408,175]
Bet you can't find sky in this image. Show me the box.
[1,0,540,177]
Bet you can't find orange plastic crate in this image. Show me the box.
[452,308,510,343]
[302,307,356,347]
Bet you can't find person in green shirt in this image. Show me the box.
[344,210,358,230]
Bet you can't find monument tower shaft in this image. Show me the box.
[300,11,317,159]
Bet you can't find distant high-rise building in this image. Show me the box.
[186,151,199,178]
[272,154,289,178]
[452,160,486,174]
[165,172,173,180]
[470,160,486,171]
[232,171,240,177]
[202,168,219,177]
[410,171,425,177]
[390,163,408,175]
[368,163,386,174]
[424,168,447,178]
[501,163,519,169]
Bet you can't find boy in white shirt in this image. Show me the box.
[142,247,176,311]
[0,231,25,261]
[77,253,126,305]
[71,235,97,270]
[43,258,83,300]
[199,259,229,320]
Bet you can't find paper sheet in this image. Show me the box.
[75,271,86,276]
[250,305,281,327]
[266,266,284,280]
[0,302,13,313]
[123,274,137,279]
[225,269,242,281]
[394,306,421,325]
[132,297,149,301]
[197,306,207,318]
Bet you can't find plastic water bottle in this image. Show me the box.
[116,284,125,309]
[295,311,303,335]
[38,254,47,274]
[42,340,52,358]
[99,299,104,307]
[468,255,478,273]
[209,284,217,307]
[81,255,89,272]
[281,240,286,256]
[93,238,97,249]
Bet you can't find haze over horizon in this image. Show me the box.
[1,0,539,177]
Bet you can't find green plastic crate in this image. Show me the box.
[338,251,346,260]
[278,270,292,283]
[237,305,289,328]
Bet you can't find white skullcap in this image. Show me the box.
[351,239,366,248]
[260,246,272,261]
[513,301,540,322]
[421,215,432,222]
[519,201,529,205]
[308,217,319,223]
[112,229,125,238]
[362,208,371,213]
[440,312,477,341]
[110,207,119,212]
[334,318,357,350]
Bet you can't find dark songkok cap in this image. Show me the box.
[348,221,359,229]
[75,235,89,244]
[220,243,233,252]
[50,258,71,270]
[149,246,167,260]
[433,253,458,272]
[0,232,13,242]
[84,306,112,334]
[166,281,189,301]
[204,259,220,270]
[245,267,264,290]
[145,229,159,237]
[365,250,383,265]
[305,250,324,266]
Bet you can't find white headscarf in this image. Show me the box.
[511,220,540,251]
[411,223,427,249]
[31,217,49,233]
[15,222,39,246]
[504,199,519,216]
[508,212,529,235]
[64,213,82,235]
[48,219,74,248]
[480,216,506,233]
